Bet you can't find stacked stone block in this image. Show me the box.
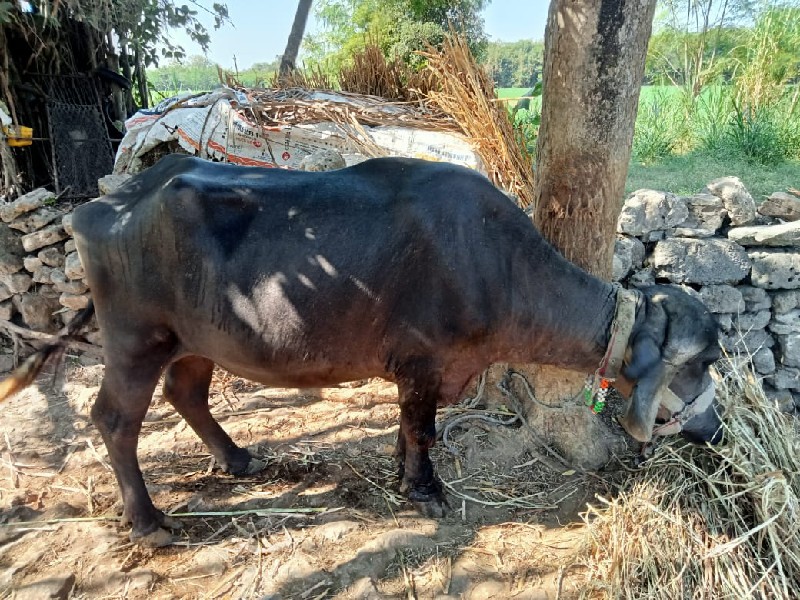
[615,177,800,412]
[0,188,89,333]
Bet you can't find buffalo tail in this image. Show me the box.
[0,301,96,402]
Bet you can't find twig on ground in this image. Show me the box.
[345,459,403,506]
[440,477,556,510]
[0,507,327,528]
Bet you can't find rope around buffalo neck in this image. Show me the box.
[584,287,639,413]
[651,378,716,437]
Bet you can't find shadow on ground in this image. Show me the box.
[0,363,606,599]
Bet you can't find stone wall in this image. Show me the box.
[614,177,800,412]
[0,188,89,335]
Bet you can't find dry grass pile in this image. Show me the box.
[338,43,440,102]
[269,64,335,91]
[220,45,453,132]
[338,44,411,101]
[582,361,800,599]
[222,36,534,207]
[420,35,535,208]
[241,86,454,132]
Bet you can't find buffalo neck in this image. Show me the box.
[498,239,618,373]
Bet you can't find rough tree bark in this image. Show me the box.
[134,45,149,110]
[513,0,657,468]
[279,0,314,76]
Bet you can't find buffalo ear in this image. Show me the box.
[623,333,660,380]
[618,333,672,443]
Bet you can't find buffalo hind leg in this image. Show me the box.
[162,356,262,475]
[396,359,447,517]
[92,355,181,547]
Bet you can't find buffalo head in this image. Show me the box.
[617,286,723,445]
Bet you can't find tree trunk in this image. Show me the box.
[105,32,127,126]
[279,0,313,76]
[513,0,657,468]
[134,44,148,110]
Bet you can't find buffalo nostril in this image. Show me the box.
[682,430,705,445]
[681,425,724,446]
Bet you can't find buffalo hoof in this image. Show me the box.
[131,527,175,548]
[411,496,447,518]
[244,457,267,475]
[161,514,184,530]
[122,510,184,547]
[218,447,255,475]
[403,481,448,518]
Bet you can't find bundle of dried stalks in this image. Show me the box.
[581,360,800,599]
[338,44,408,101]
[420,35,535,208]
[270,64,334,91]
[337,43,440,103]
[242,87,458,131]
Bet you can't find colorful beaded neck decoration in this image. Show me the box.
[584,287,639,414]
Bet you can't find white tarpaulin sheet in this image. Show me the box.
[114,89,484,174]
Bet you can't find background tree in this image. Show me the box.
[484,40,544,88]
[280,0,314,76]
[515,0,658,468]
[304,0,488,72]
[101,0,230,108]
[646,0,750,93]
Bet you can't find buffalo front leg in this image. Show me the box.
[162,356,262,475]
[396,364,447,517]
[394,420,407,480]
[91,361,181,547]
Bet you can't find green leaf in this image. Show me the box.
[0,1,14,24]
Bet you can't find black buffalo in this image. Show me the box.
[1,155,722,546]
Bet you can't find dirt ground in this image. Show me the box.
[0,352,610,599]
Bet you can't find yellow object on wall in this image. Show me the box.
[2,125,33,147]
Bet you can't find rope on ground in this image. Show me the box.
[436,370,523,456]
[500,369,575,471]
[435,368,586,511]
[436,367,572,474]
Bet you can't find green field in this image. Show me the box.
[498,85,688,110]
[496,87,539,109]
[499,84,800,199]
[626,154,800,199]
[496,87,531,99]
[498,85,686,99]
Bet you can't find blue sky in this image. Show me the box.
[165,1,548,69]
